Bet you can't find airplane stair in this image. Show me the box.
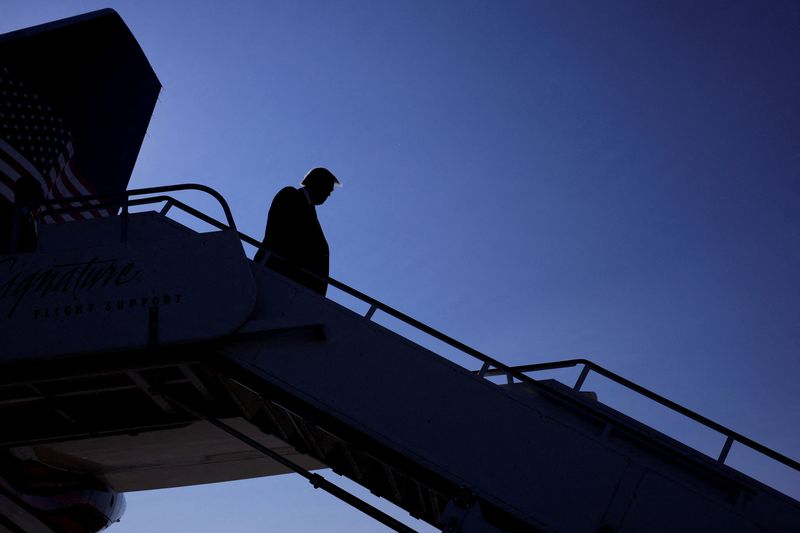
[1,185,799,533]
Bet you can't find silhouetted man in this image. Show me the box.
[255,168,340,296]
[0,176,44,254]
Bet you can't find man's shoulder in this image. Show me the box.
[272,186,300,203]
[270,186,308,213]
[274,186,301,199]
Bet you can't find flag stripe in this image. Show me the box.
[52,175,93,220]
[0,157,22,183]
[0,138,47,189]
[62,159,108,218]
[0,181,12,202]
[1,70,112,225]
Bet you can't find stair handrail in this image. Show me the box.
[484,360,800,471]
[35,183,236,229]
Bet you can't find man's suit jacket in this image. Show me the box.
[255,186,329,295]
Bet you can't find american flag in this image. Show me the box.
[0,65,110,223]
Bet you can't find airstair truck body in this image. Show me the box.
[1,191,799,533]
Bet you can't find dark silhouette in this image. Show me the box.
[0,9,161,205]
[0,176,44,254]
[255,168,340,295]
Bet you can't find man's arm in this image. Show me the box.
[256,187,300,263]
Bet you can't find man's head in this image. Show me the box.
[301,167,340,205]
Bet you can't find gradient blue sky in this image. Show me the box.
[3,1,799,531]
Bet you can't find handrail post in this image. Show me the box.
[364,304,378,320]
[573,364,590,391]
[159,199,173,216]
[718,435,735,464]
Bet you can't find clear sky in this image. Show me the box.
[2,1,799,531]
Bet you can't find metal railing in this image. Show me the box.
[482,359,800,471]
[27,184,800,480]
[31,183,236,243]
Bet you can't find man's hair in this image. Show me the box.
[301,167,341,189]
